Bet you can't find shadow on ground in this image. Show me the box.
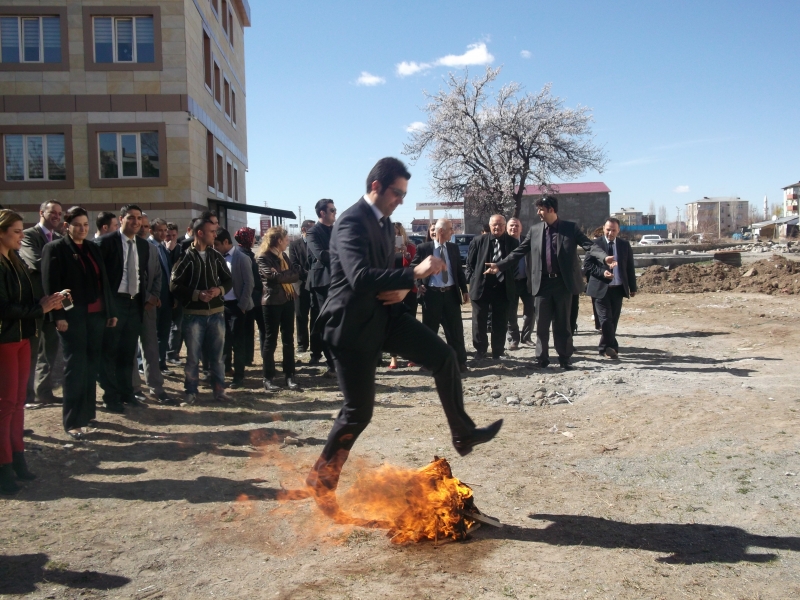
[0,553,129,594]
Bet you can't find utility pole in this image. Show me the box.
[297,205,303,226]
[675,206,680,239]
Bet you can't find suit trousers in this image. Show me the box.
[100,294,143,406]
[570,294,580,333]
[26,317,59,402]
[167,304,183,361]
[262,301,296,380]
[313,312,475,490]
[534,276,574,365]
[311,287,334,369]
[421,289,467,364]
[471,285,508,357]
[294,286,312,350]
[155,302,172,367]
[0,339,29,464]
[59,307,104,431]
[245,305,265,364]
[133,306,164,395]
[593,286,625,353]
[223,300,247,381]
[507,278,535,344]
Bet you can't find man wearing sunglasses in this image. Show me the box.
[305,157,503,517]
[305,199,337,376]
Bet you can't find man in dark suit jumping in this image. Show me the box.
[412,218,470,372]
[307,157,502,514]
[583,217,636,359]
[484,196,612,370]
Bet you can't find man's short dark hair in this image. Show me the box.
[152,218,167,229]
[215,228,232,244]
[39,200,62,213]
[605,217,621,227]
[166,221,178,231]
[200,210,217,221]
[64,206,88,225]
[301,219,315,231]
[365,157,411,194]
[96,211,116,231]
[481,224,491,234]
[314,199,334,219]
[119,204,142,218]
[192,217,214,236]
[534,196,558,213]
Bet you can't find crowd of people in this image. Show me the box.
[0,158,635,497]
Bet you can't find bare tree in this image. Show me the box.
[648,200,656,216]
[657,205,667,224]
[403,67,608,219]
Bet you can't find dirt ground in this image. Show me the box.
[2,292,799,599]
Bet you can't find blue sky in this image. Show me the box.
[242,0,799,230]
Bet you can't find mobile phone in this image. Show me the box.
[395,235,404,249]
[61,293,74,311]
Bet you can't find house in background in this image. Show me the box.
[0,0,292,231]
[685,197,749,237]
[783,181,800,218]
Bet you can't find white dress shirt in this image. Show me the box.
[363,194,385,223]
[428,240,454,288]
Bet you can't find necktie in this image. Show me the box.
[439,245,449,284]
[493,239,504,282]
[45,230,52,243]
[379,216,388,228]
[127,239,138,296]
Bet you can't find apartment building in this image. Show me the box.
[0,0,290,232]
[783,181,800,218]
[685,197,749,237]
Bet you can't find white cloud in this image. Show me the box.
[674,185,690,193]
[520,50,532,59]
[396,61,431,77]
[616,157,658,167]
[356,71,385,86]
[435,42,494,67]
[405,121,426,133]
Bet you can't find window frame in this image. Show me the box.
[206,130,216,193]
[203,31,212,94]
[223,75,231,121]
[0,8,69,72]
[225,158,233,200]
[82,6,162,72]
[0,125,73,190]
[91,15,156,65]
[87,122,168,188]
[213,59,222,107]
[232,164,239,202]
[215,148,225,197]
[227,6,235,48]
[230,88,237,127]
[210,0,220,19]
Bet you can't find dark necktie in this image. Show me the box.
[126,239,137,295]
[438,244,449,284]
[493,239,504,282]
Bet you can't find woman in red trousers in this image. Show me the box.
[0,210,63,494]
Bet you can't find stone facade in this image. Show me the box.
[0,0,250,234]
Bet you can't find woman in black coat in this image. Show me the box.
[42,206,117,439]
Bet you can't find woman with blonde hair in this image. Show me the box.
[257,227,300,391]
[0,210,64,494]
[388,222,418,370]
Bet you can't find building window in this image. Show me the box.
[221,1,228,35]
[206,131,215,191]
[224,78,231,119]
[213,61,221,106]
[227,7,235,47]
[87,123,167,188]
[0,16,61,63]
[210,0,220,17]
[233,165,238,201]
[231,89,237,125]
[93,16,154,64]
[215,150,224,195]
[4,133,66,181]
[82,7,161,71]
[226,160,232,199]
[0,125,73,190]
[203,31,212,91]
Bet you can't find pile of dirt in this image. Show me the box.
[637,254,800,294]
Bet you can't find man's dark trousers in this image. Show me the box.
[27,318,59,402]
[534,276,573,366]
[100,295,143,406]
[223,300,247,382]
[156,301,172,367]
[507,278,534,344]
[594,286,625,353]
[311,287,334,368]
[295,286,312,351]
[167,305,183,361]
[421,289,467,365]
[471,285,508,357]
[316,312,474,490]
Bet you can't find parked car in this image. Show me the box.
[408,235,425,246]
[638,235,664,245]
[453,234,476,265]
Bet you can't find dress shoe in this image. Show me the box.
[104,402,125,414]
[127,395,147,407]
[459,363,469,374]
[532,360,549,369]
[285,377,300,390]
[155,392,180,406]
[12,451,36,481]
[560,362,575,371]
[36,394,61,405]
[214,391,234,403]
[308,355,321,366]
[0,464,21,495]
[473,351,487,361]
[296,346,308,353]
[604,348,619,359]
[508,341,519,351]
[166,357,182,366]
[322,369,337,379]
[183,392,198,405]
[493,354,511,361]
[263,378,280,391]
[452,419,503,457]
[229,379,244,390]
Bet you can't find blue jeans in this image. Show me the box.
[182,312,225,394]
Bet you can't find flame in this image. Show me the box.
[287,457,479,544]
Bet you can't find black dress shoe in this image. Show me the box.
[533,360,549,369]
[104,403,125,414]
[560,362,575,371]
[308,356,321,366]
[459,363,468,374]
[126,396,147,407]
[452,419,503,457]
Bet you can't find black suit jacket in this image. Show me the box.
[316,197,415,354]
[305,222,333,290]
[96,231,150,309]
[20,224,61,296]
[41,235,116,321]
[584,237,637,299]
[466,233,519,302]
[288,237,309,285]
[496,220,606,296]
[412,241,468,304]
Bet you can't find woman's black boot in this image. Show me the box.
[12,451,36,480]
[0,463,21,495]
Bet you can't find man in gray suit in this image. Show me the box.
[214,228,254,388]
[20,200,63,405]
[484,196,612,369]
